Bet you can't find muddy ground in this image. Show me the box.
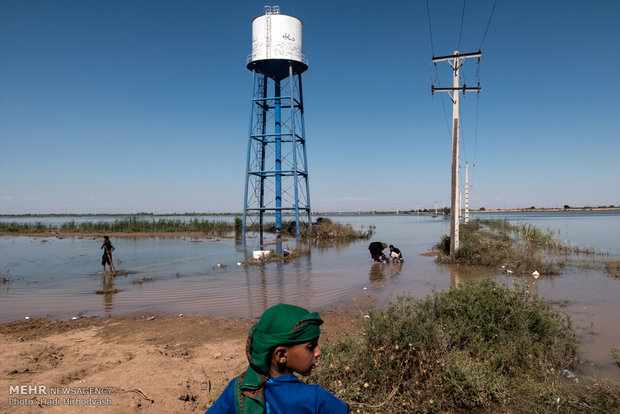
[0,304,365,413]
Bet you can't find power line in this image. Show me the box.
[479,0,498,49]
[457,0,466,51]
[425,0,436,56]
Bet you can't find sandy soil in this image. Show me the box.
[0,305,365,413]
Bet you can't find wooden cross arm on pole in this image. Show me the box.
[431,85,481,95]
[432,50,482,62]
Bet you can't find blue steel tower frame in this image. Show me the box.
[243,61,311,240]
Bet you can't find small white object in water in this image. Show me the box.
[237,262,242,266]
[363,287,367,291]
[25,316,30,320]
[562,369,578,382]
[506,269,513,275]
[252,250,270,259]
[532,270,540,278]
[71,316,78,320]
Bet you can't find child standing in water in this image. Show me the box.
[206,303,348,414]
[100,235,115,274]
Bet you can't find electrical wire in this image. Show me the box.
[479,0,498,49]
[457,0,466,51]
[425,0,436,56]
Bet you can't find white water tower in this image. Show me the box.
[242,5,311,241]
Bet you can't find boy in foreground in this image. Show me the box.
[206,303,349,414]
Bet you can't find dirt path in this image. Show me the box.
[0,309,364,413]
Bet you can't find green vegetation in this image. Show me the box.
[95,288,121,295]
[0,217,236,237]
[299,218,374,242]
[242,247,309,265]
[435,219,598,275]
[604,258,620,278]
[612,348,620,368]
[132,277,154,285]
[312,281,620,413]
[234,216,243,239]
[247,217,374,242]
[243,218,374,265]
[1,268,10,285]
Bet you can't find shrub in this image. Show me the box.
[312,281,580,413]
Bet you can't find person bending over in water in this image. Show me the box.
[368,241,387,263]
[389,245,403,262]
[206,303,349,414]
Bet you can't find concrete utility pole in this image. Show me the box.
[432,50,481,256]
[465,162,470,224]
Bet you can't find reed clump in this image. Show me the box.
[435,219,568,275]
[95,288,121,295]
[611,348,620,368]
[1,217,235,237]
[0,221,55,233]
[132,277,154,285]
[310,280,607,413]
[247,218,374,242]
[242,248,308,265]
[604,258,620,278]
[298,218,375,241]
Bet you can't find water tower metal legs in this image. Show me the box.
[242,65,312,242]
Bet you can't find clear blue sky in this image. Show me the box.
[1,0,619,214]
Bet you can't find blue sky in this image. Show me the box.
[1,0,619,214]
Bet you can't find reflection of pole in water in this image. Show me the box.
[102,274,115,316]
[450,266,460,289]
[275,260,285,303]
[246,264,269,316]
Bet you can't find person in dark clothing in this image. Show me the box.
[368,241,387,263]
[389,245,403,262]
[101,235,116,274]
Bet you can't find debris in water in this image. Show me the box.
[561,369,578,382]
[532,270,540,278]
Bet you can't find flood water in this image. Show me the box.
[1,211,619,381]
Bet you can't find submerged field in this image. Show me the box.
[0,212,618,412]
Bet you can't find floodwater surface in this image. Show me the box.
[0,211,618,381]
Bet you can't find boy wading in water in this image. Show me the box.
[100,235,115,274]
[207,303,348,414]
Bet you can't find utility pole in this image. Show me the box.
[465,162,470,224]
[432,50,481,256]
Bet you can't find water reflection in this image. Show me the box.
[369,261,403,284]
[387,261,403,277]
[101,273,116,316]
[369,263,384,282]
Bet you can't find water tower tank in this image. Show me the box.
[247,6,308,79]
